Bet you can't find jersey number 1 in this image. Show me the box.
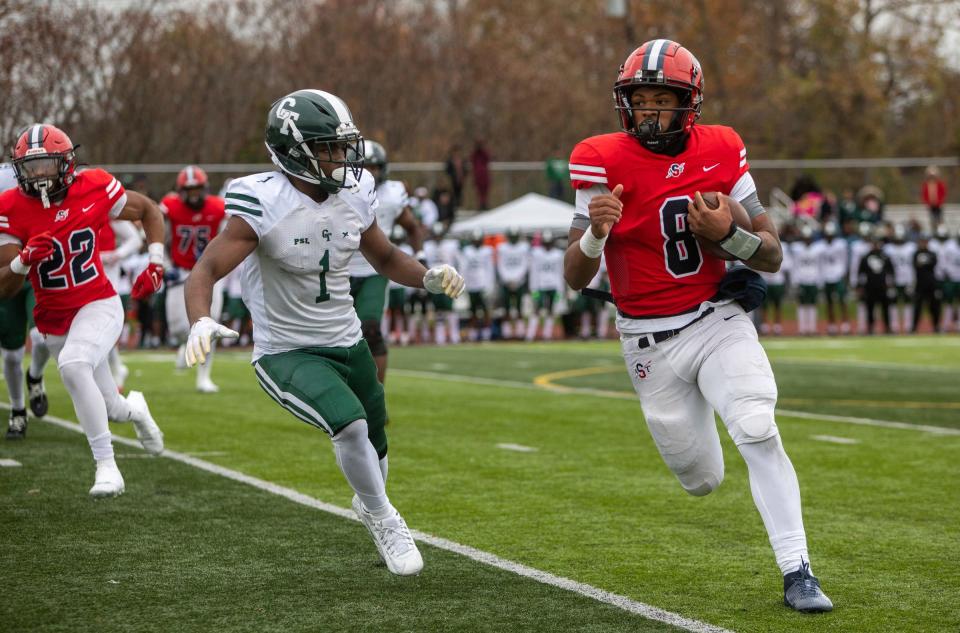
[659,196,702,277]
[315,250,330,303]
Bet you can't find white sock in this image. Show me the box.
[29,328,50,377]
[737,436,810,576]
[501,321,513,339]
[543,317,555,340]
[857,303,867,333]
[889,307,899,332]
[808,306,818,334]
[88,431,115,463]
[526,316,538,341]
[197,342,216,385]
[60,361,112,448]
[598,313,609,339]
[447,313,460,344]
[580,313,591,338]
[903,305,914,333]
[379,455,388,483]
[435,320,447,345]
[331,420,389,513]
[94,361,134,422]
[2,346,26,409]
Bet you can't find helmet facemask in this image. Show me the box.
[13,151,75,208]
[615,83,697,153]
[278,135,364,193]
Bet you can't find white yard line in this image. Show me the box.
[496,443,538,452]
[0,458,22,467]
[809,435,861,445]
[3,403,732,633]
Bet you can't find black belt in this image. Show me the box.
[637,307,715,349]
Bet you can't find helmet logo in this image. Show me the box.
[276,98,304,142]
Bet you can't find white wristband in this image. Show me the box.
[9,256,29,275]
[578,229,607,259]
[719,226,762,261]
[147,242,165,265]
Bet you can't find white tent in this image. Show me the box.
[450,193,576,237]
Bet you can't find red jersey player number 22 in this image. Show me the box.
[0,168,126,334]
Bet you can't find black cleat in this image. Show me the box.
[5,409,28,440]
[26,372,48,418]
[784,561,833,613]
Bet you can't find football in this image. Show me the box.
[694,192,754,261]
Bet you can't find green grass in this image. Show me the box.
[2,336,959,632]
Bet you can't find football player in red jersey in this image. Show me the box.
[160,165,226,392]
[0,124,166,498]
[564,41,832,613]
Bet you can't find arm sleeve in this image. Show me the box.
[109,220,143,259]
[223,178,265,238]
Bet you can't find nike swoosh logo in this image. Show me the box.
[703,164,720,172]
[723,314,737,321]
[82,204,94,213]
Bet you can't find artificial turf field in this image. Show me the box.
[2,336,958,633]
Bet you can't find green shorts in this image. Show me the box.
[388,287,407,310]
[501,286,526,315]
[533,290,558,313]
[0,282,35,349]
[765,283,785,305]
[943,281,959,302]
[253,339,387,457]
[797,285,819,306]
[350,275,389,322]
[430,293,454,311]
[468,291,488,315]
[823,281,846,303]
[225,297,249,321]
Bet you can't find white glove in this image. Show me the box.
[423,264,465,298]
[185,317,239,367]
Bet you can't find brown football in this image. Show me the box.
[694,192,754,261]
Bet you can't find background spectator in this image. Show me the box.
[444,144,468,210]
[921,165,947,226]
[470,139,491,210]
[857,185,885,223]
[545,152,569,200]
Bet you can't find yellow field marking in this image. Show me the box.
[532,365,627,398]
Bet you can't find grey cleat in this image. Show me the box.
[784,561,833,613]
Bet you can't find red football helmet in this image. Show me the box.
[613,40,704,150]
[11,124,78,208]
[176,165,208,209]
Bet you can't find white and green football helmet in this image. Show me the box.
[264,89,364,193]
[363,140,388,184]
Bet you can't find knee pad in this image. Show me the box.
[726,405,779,445]
[361,320,386,356]
[58,359,94,392]
[673,456,725,497]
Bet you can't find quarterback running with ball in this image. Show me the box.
[564,40,832,613]
[184,89,464,577]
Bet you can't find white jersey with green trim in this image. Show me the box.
[224,170,379,360]
[348,177,408,278]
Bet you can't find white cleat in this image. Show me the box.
[196,378,220,394]
[116,364,129,391]
[89,461,125,498]
[352,495,423,576]
[126,391,164,455]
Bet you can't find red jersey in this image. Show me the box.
[0,169,125,334]
[99,222,116,252]
[160,194,225,270]
[569,125,750,317]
